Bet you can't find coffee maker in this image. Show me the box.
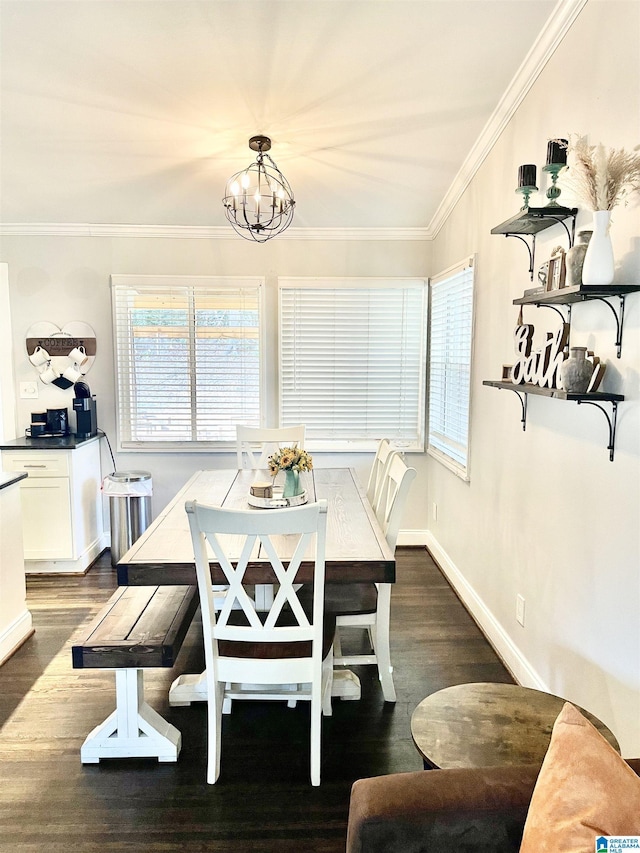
[72,381,98,438]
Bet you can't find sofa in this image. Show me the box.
[346,758,640,853]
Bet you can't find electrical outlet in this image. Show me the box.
[516,594,526,627]
[20,381,39,399]
[432,502,438,521]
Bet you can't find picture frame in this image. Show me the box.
[537,260,550,291]
[547,246,566,291]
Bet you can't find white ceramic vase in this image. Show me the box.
[581,210,614,286]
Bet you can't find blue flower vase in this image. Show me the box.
[282,469,301,498]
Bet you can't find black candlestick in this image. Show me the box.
[516,164,538,209]
[546,139,568,166]
[518,164,537,188]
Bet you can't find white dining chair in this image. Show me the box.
[328,453,416,702]
[235,424,307,611]
[185,498,334,786]
[235,424,306,470]
[365,438,398,514]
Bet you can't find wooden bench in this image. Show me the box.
[72,584,198,764]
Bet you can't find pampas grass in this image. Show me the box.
[558,136,640,211]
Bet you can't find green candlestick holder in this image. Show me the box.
[543,163,564,207]
[515,185,538,210]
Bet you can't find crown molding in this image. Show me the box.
[0,222,431,241]
[280,226,430,241]
[426,0,588,239]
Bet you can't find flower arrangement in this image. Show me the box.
[267,445,313,476]
[558,135,640,211]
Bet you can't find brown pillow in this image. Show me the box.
[520,702,640,852]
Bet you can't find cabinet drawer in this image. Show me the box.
[2,452,70,478]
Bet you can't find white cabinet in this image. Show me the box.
[18,476,73,559]
[0,473,33,664]
[1,437,105,573]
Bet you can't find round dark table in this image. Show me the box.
[410,682,619,770]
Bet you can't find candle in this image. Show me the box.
[546,139,568,166]
[518,164,537,188]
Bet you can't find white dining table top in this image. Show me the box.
[116,467,395,587]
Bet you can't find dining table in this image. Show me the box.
[116,467,395,703]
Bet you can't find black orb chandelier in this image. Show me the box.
[222,136,295,243]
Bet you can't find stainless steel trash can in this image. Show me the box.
[105,471,153,567]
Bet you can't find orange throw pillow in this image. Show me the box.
[520,702,640,852]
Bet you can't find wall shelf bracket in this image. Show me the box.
[576,399,618,461]
[503,233,535,280]
[584,294,625,358]
[493,384,528,430]
[532,302,569,323]
[551,216,575,249]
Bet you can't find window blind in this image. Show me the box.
[111,276,263,448]
[428,259,474,477]
[279,278,427,450]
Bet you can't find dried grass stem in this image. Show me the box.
[559,136,640,211]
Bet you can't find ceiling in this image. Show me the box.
[0,0,562,233]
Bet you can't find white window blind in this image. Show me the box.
[111,275,263,449]
[279,278,427,450]
[428,258,475,478]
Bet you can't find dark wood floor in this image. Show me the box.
[0,547,513,852]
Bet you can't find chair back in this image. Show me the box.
[236,424,306,469]
[185,499,328,681]
[376,454,416,552]
[366,439,398,510]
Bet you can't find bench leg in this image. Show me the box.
[81,669,182,764]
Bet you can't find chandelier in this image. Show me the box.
[222,136,295,243]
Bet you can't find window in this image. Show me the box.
[111,275,263,449]
[428,257,475,478]
[279,278,428,451]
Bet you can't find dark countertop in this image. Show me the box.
[0,471,28,490]
[0,434,101,451]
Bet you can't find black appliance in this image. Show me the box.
[73,394,98,438]
[45,407,69,435]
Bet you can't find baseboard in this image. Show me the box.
[25,534,108,575]
[0,609,34,665]
[397,529,429,547]
[424,531,548,690]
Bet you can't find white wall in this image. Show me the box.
[426,0,640,755]
[0,236,431,530]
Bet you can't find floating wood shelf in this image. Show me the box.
[513,283,640,305]
[482,381,623,461]
[513,284,640,357]
[491,206,578,236]
[491,206,578,280]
